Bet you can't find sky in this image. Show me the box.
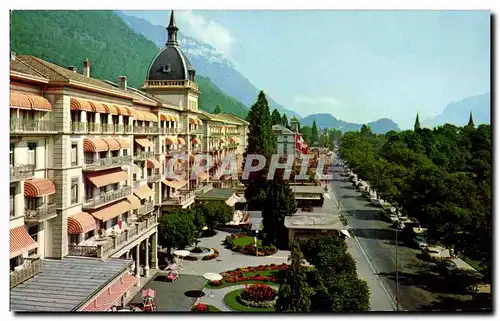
[125,10,490,129]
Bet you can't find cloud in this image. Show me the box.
[293,96,341,106]
[177,11,235,56]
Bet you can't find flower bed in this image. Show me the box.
[238,284,277,308]
[191,303,220,312]
[207,263,288,288]
[202,248,219,261]
[224,234,277,256]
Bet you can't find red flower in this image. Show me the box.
[192,304,209,312]
[240,284,277,302]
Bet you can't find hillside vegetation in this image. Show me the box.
[10,10,249,119]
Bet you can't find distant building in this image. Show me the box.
[284,212,351,244]
[273,124,295,156]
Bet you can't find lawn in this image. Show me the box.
[205,269,279,289]
[223,289,275,312]
[233,236,262,247]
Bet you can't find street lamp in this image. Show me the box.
[254,230,259,257]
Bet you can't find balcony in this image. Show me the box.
[142,79,199,92]
[209,131,224,137]
[160,127,180,135]
[134,126,158,134]
[195,182,213,194]
[227,143,239,149]
[124,125,134,133]
[88,123,102,133]
[136,200,155,216]
[190,128,204,135]
[162,190,196,206]
[70,122,88,133]
[67,216,157,259]
[10,164,35,182]
[165,148,186,156]
[82,186,132,210]
[10,258,41,288]
[147,173,161,183]
[133,151,154,160]
[10,119,59,134]
[24,203,57,222]
[83,155,132,171]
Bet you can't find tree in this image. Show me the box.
[213,104,223,114]
[271,108,282,125]
[468,111,475,128]
[158,210,197,258]
[282,113,289,129]
[195,201,233,232]
[311,120,319,145]
[275,243,314,312]
[414,113,421,131]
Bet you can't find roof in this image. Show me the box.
[147,45,194,81]
[291,185,325,195]
[273,124,294,135]
[195,188,236,201]
[219,113,250,125]
[199,110,226,123]
[10,257,133,312]
[10,58,48,80]
[284,213,348,230]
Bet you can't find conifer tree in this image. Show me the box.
[213,104,222,114]
[311,120,319,145]
[282,113,289,128]
[468,111,475,128]
[271,108,282,125]
[414,112,421,131]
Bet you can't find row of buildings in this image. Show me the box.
[9,11,249,311]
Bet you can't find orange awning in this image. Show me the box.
[86,168,129,188]
[147,158,161,169]
[84,138,108,152]
[129,108,140,119]
[114,138,130,149]
[160,114,172,121]
[10,91,52,111]
[88,101,108,113]
[24,178,56,197]
[189,117,202,125]
[121,106,132,116]
[81,274,137,312]
[102,138,121,151]
[191,137,201,145]
[146,112,158,122]
[10,226,37,259]
[68,212,97,234]
[177,137,186,145]
[134,138,153,148]
[106,104,119,115]
[162,179,187,190]
[165,137,176,145]
[70,97,93,112]
[134,185,154,200]
[113,104,124,115]
[90,200,131,221]
[126,195,141,210]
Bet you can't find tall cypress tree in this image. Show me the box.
[311,120,319,145]
[414,112,421,131]
[468,111,475,128]
[271,108,282,125]
[282,113,289,129]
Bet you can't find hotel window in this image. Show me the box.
[123,149,128,156]
[99,114,107,125]
[10,186,15,218]
[69,234,79,245]
[27,142,37,167]
[71,143,78,166]
[10,143,14,166]
[111,150,119,158]
[85,230,94,239]
[112,115,119,125]
[71,178,79,204]
[87,112,95,123]
[71,111,81,122]
[28,225,39,243]
[99,151,107,160]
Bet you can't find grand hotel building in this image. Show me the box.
[9,11,248,311]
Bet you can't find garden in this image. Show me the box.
[223,284,277,312]
[190,303,221,312]
[223,233,278,256]
[206,263,288,288]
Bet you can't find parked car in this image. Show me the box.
[437,259,458,275]
[412,236,428,249]
[371,198,382,206]
[422,246,446,261]
[392,220,405,230]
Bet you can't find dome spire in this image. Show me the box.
[166,10,179,46]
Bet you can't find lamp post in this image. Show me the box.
[396,225,400,311]
[254,230,259,257]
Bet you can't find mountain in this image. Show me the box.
[423,93,491,128]
[301,113,400,134]
[10,10,249,119]
[115,11,301,120]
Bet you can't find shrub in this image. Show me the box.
[240,284,277,302]
[209,280,222,287]
[192,303,209,312]
[202,248,220,261]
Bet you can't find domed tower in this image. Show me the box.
[142,10,200,110]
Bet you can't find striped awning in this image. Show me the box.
[10,226,38,259]
[146,158,161,169]
[146,112,158,122]
[191,137,201,145]
[24,178,56,197]
[129,108,140,119]
[114,138,130,149]
[120,106,132,116]
[162,179,187,190]
[134,185,154,200]
[88,101,108,113]
[177,137,186,145]
[160,114,172,121]
[10,90,52,111]
[86,168,129,188]
[165,137,176,145]
[90,200,131,222]
[189,117,202,125]
[67,212,97,234]
[196,172,209,180]
[134,110,147,121]
[102,138,120,151]
[106,104,119,115]
[80,274,137,312]
[126,195,141,210]
[134,138,153,148]
[113,105,125,115]
[70,97,93,112]
[84,138,108,152]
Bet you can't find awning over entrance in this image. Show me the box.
[146,158,161,169]
[134,185,154,200]
[24,178,56,197]
[162,179,187,190]
[90,200,131,222]
[114,138,130,149]
[83,138,108,152]
[88,101,107,113]
[68,212,97,235]
[80,274,137,312]
[10,226,38,259]
[70,97,93,112]
[86,168,129,188]
[10,90,52,111]
[126,195,141,210]
[134,138,153,148]
[102,138,120,151]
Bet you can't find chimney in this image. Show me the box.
[118,76,127,91]
[68,66,77,73]
[10,51,16,61]
[82,59,90,77]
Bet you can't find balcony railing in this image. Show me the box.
[195,182,213,194]
[88,123,102,133]
[147,174,161,183]
[83,155,132,171]
[82,186,132,210]
[160,127,180,135]
[10,164,35,182]
[67,216,157,258]
[190,128,204,135]
[136,201,155,216]
[209,131,224,136]
[70,122,87,133]
[10,258,41,288]
[162,190,196,206]
[133,151,154,160]
[10,119,59,133]
[133,126,158,134]
[124,124,133,133]
[24,203,57,222]
[143,79,199,91]
[165,148,186,156]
